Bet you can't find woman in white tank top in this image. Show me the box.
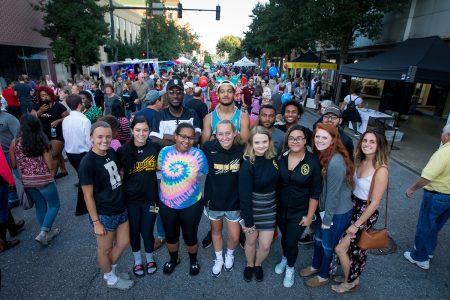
[332,129,389,293]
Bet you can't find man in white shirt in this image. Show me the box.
[62,94,91,216]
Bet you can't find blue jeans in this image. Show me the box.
[27,182,61,232]
[411,190,450,262]
[312,208,353,278]
[0,183,9,223]
[5,155,19,203]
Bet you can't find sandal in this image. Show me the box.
[133,264,145,277]
[163,258,180,275]
[146,261,157,275]
[331,282,359,294]
[332,275,345,283]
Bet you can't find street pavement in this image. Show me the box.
[1,111,449,299]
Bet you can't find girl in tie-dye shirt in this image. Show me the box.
[157,123,208,276]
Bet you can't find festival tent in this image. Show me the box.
[177,56,192,64]
[339,36,450,86]
[234,57,257,67]
[285,50,337,70]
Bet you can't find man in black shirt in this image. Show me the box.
[185,87,208,129]
[150,78,201,147]
[79,121,134,290]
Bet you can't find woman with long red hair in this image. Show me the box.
[300,123,354,288]
[31,86,69,178]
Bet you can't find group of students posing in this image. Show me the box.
[76,78,390,293]
[7,78,389,293]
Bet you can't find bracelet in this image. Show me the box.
[92,219,99,223]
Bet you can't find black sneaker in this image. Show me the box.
[299,234,315,245]
[239,231,246,249]
[202,231,212,249]
[254,266,264,282]
[243,266,254,282]
[189,261,200,276]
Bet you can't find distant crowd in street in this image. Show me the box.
[0,65,449,294]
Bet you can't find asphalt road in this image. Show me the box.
[1,111,449,299]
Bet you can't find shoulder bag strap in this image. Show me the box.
[364,166,389,228]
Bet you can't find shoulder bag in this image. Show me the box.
[357,166,389,250]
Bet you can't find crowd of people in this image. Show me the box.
[0,67,449,294]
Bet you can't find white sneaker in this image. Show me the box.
[35,231,49,246]
[211,259,224,277]
[224,253,234,271]
[47,228,61,241]
[283,266,295,288]
[275,256,287,274]
[404,251,430,270]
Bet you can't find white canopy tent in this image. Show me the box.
[177,56,192,64]
[233,57,256,67]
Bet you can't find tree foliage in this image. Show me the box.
[136,15,199,60]
[216,36,242,62]
[32,0,109,71]
[203,51,213,64]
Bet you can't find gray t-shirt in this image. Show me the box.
[320,153,353,226]
[0,111,20,155]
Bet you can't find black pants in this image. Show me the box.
[159,200,203,246]
[66,152,87,215]
[278,209,307,267]
[127,202,157,253]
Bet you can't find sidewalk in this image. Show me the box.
[303,109,443,175]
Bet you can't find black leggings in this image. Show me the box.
[278,212,307,268]
[127,202,157,253]
[159,200,203,246]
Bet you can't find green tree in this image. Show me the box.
[204,51,213,64]
[304,0,409,99]
[216,35,242,62]
[32,0,109,75]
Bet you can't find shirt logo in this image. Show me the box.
[273,160,279,170]
[301,164,310,175]
[104,161,121,189]
[214,159,240,174]
[130,156,157,174]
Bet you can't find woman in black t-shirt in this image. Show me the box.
[118,116,160,277]
[274,125,321,288]
[31,86,69,178]
[203,120,245,277]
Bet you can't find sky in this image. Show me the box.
[177,0,268,54]
[117,0,268,54]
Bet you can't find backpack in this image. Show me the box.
[346,96,359,111]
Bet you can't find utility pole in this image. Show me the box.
[108,0,117,61]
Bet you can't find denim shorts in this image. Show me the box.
[206,208,241,222]
[92,210,128,232]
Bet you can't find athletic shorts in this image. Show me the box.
[206,208,241,222]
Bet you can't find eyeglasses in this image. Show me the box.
[168,91,184,96]
[177,134,195,142]
[323,115,339,121]
[288,136,306,143]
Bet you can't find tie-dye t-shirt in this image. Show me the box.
[158,145,208,209]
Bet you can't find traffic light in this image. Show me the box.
[178,3,182,18]
[216,5,220,21]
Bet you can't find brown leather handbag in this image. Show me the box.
[357,167,389,250]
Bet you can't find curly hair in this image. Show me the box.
[36,86,56,104]
[312,123,354,186]
[18,114,51,157]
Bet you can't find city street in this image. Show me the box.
[1,111,448,300]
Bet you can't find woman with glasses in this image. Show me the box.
[203,120,245,277]
[274,125,321,288]
[332,129,389,293]
[300,123,354,288]
[157,123,208,276]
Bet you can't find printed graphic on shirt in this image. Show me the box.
[214,159,241,174]
[104,160,121,189]
[301,163,310,175]
[273,159,279,170]
[130,155,157,174]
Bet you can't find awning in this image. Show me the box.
[286,50,337,70]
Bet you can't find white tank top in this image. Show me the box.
[352,169,374,201]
